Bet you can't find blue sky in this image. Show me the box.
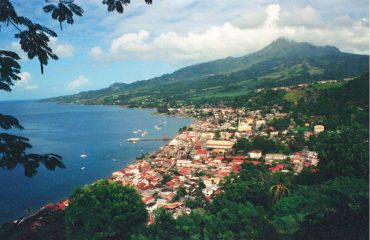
[0,0,368,100]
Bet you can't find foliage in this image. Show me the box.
[273,177,369,239]
[309,124,369,180]
[102,0,153,14]
[65,180,147,240]
[0,208,66,240]
[234,136,289,154]
[161,174,172,185]
[269,117,290,131]
[43,0,84,31]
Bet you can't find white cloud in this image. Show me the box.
[14,72,39,90]
[279,5,321,27]
[90,3,369,65]
[49,38,74,58]
[67,75,90,91]
[90,46,104,58]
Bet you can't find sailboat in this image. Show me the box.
[80,149,87,159]
[141,128,148,137]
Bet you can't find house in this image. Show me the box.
[178,167,192,177]
[269,163,285,172]
[314,125,325,134]
[304,131,314,139]
[255,119,266,129]
[248,149,262,159]
[176,160,192,168]
[204,140,234,150]
[245,116,255,124]
[202,187,214,197]
[265,154,287,164]
[238,124,252,132]
[194,149,209,159]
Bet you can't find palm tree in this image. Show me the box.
[269,175,291,205]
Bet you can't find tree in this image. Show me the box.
[65,180,147,240]
[309,124,369,180]
[273,177,369,239]
[0,0,153,176]
[214,131,221,139]
[269,175,291,205]
[161,173,172,185]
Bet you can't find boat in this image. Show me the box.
[141,129,148,137]
[80,150,87,159]
[133,131,138,134]
[81,167,85,170]
[126,137,140,142]
[112,158,117,162]
[154,125,161,131]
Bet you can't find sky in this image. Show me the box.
[0,0,369,100]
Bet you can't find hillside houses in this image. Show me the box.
[110,106,320,223]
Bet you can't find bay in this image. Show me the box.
[0,101,191,222]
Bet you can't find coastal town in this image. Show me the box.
[109,106,321,224]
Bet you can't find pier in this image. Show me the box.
[126,136,172,142]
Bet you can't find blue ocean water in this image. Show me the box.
[0,101,192,222]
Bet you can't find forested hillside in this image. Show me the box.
[46,39,368,108]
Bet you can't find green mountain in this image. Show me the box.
[46,38,368,106]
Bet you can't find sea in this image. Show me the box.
[0,101,192,222]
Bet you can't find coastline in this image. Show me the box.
[0,101,192,223]
[9,103,194,223]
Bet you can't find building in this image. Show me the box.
[248,149,262,159]
[238,124,252,132]
[204,140,234,150]
[314,125,325,134]
[255,119,266,129]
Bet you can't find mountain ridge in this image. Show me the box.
[46,38,369,106]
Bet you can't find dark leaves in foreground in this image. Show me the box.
[0,114,23,130]
[15,22,58,74]
[102,0,153,14]
[0,133,64,177]
[43,1,84,31]
[0,50,21,91]
[1,0,59,74]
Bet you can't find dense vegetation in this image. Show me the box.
[1,74,368,239]
[46,39,368,108]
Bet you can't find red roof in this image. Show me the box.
[165,179,176,186]
[269,164,284,172]
[45,203,54,208]
[251,161,261,165]
[232,159,244,165]
[233,166,241,172]
[140,165,151,172]
[143,196,154,204]
[179,167,191,176]
[195,142,203,147]
[57,202,66,209]
[196,150,208,155]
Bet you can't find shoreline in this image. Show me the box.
[9,105,194,224]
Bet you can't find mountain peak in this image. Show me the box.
[257,38,340,59]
